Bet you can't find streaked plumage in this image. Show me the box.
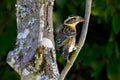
[56,15,84,59]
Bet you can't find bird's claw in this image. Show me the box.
[67,57,72,64]
[73,44,79,50]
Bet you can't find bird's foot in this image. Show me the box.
[67,57,72,64]
[73,44,79,50]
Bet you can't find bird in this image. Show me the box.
[56,15,84,61]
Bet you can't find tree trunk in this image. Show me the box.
[7,0,59,80]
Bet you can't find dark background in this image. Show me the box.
[0,0,120,80]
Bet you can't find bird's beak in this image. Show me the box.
[79,18,84,22]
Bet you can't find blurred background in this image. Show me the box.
[0,0,120,80]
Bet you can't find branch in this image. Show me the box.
[59,0,92,80]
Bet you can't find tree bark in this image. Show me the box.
[7,0,59,80]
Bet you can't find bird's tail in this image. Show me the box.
[62,46,69,59]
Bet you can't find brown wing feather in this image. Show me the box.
[56,25,76,50]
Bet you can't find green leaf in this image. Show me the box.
[1,67,20,80]
[77,44,90,61]
[91,0,106,16]
[115,0,120,9]
[107,58,120,80]
[91,61,105,77]
[105,42,114,58]
[82,44,100,66]
[112,14,120,34]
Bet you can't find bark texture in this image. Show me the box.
[7,0,59,80]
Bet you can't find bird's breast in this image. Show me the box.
[68,37,76,53]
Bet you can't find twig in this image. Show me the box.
[58,0,92,80]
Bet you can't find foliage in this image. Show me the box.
[0,0,120,80]
[55,0,120,80]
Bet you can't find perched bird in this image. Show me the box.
[56,15,84,60]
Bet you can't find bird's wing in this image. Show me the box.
[56,25,76,49]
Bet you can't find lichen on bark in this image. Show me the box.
[7,0,59,80]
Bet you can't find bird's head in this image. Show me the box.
[64,15,84,28]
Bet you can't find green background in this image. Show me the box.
[0,0,120,80]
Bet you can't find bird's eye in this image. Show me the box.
[69,15,75,17]
[72,18,76,20]
[71,18,77,23]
